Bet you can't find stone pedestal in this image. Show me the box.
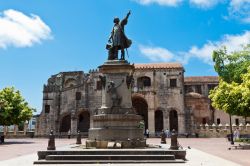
[87,60,145,148]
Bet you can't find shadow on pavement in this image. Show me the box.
[0,141,35,145]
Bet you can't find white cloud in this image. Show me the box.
[133,0,183,7]
[230,0,250,6]
[228,0,250,23]
[139,45,174,61]
[0,9,52,49]
[139,31,250,65]
[189,31,250,64]
[189,0,224,9]
[139,45,190,64]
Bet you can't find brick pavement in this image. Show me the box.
[0,138,249,166]
[147,138,250,166]
[0,138,76,161]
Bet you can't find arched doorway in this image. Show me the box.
[155,110,163,133]
[60,114,71,132]
[132,94,148,130]
[169,110,178,131]
[77,111,90,132]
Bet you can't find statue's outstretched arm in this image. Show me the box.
[125,10,131,20]
[121,10,131,26]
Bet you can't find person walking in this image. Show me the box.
[233,128,240,141]
[67,129,71,139]
[165,129,170,138]
[146,129,150,138]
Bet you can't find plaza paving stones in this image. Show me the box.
[0,138,249,166]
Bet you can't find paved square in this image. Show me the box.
[0,138,249,166]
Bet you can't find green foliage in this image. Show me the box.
[212,45,250,83]
[210,45,250,117]
[241,70,250,116]
[235,138,250,143]
[0,87,34,126]
[209,70,250,116]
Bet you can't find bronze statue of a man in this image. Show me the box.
[107,11,132,60]
[107,80,124,107]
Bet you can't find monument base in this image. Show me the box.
[87,114,145,148]
[85,139,146,149]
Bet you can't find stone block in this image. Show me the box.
[96,141,108,149]
[107,142,115,148]
[86,140,96,148]
[115,142,122,148]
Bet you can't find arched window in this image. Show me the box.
[76,92,81,100]
[137,76,151,89]
[64,78,77,88]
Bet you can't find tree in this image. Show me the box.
[212,45,250,83]
[0,87,34,126]
[209,78,249,117]
[240,69,250,117]
[210,45,250,117]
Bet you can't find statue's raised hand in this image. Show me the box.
[128,10,131,16]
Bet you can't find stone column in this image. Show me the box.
[246,123,250,132]
[204,84,208,96]
[90,115,93,128]
[164,111,169,130]
[205,123,209,131]
[178,113,185,134]
[190,113,195,134]
[225,123,229,130]
[225,123,230,134]
[24,121,28,135]
[71,110,77,136]
[46,113,51,135]
[148,109,155,136]
[232,123,237,131]
[14,125,18,136]
[200,124,204,130]
[3,126,8,136]
[212,123,217,132]
[218,124,223,130]
[239,123,244,131]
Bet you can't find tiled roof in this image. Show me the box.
[134,63,183,69]
[184,76,219,83]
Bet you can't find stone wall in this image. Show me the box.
[36,63,249,137]
[194,123,250,138]
[0,125,34,138]
[133,63,185,135]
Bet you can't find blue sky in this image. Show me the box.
[0,0,250,113]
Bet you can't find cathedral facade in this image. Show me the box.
[36,63,245,136]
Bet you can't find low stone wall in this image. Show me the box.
[0,125,35,138]
[0,131,35,138]
[195,123,250,138]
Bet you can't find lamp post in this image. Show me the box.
[229,114,234,145]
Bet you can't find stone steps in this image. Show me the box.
[34,159,185,164]
[35,149,186,164]
[38,149,183,159]
[45,154,175,160]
